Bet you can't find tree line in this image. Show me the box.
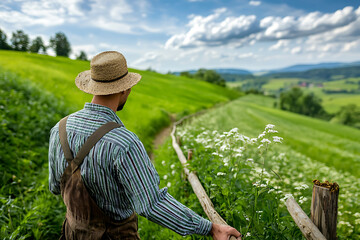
[278,87,360,129]
[180,69,226,87]
[0,28,88,61]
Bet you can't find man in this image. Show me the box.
[49,51,241,239]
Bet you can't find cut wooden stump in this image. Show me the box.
[286,197,326,240]
[311,180,339,240]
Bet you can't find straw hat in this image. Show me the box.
[75,51,141,95]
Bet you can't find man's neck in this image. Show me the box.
[91,94,119,112]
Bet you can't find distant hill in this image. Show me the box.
[258,61,360,75]
[266,65,360,81]
[173,68,252,76]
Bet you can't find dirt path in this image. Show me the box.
[150,114,176,160]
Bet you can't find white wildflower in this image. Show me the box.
[273,136,283,143]
[261,138,271,144]
[163,175,168,180]
[268,189,275,193]
[246,232,251,237]
[161,160,166,165]
[265,124,275,130]
[217,172,226,176]
[170,164,175,169]
[257,144,263,149]
[246,158,254,162]
[171,170,176,176]
[258,133,265,139]
[167,182,171,188]
[280,193,293,203]
[267,129,278,133]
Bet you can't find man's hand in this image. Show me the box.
[210,223,242,240]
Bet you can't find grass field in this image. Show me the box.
[0,50,240,150]
[149,94,360,239]
[0,50,241,239]
[259,77,360,113]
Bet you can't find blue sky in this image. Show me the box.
[1,0,360,72]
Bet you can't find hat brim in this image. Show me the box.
[75,70,142,95]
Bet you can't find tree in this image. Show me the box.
[180,71,193,78]
[279,87,328,119]
[11,30,29,51]
[29,36,47,54]
[332,104,360,129]
[76,50,88,61]
[194,68,226,87]
[0,29,11,50]
[49,32,71,57]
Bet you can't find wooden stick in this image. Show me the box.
[187,149,193,161]
[171,125,238,240]
[286,197,326,240]
[311,182,339,240]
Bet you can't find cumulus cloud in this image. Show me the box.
[0,0,156,34]
[165,8,260,49]
[249,1,261,6]
[165,5,360,51]
[259,6,358,40]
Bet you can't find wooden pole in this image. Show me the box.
[285,197,326,240]
[171,125,238,240]
[187,149,193,161]
[311,180,339,240]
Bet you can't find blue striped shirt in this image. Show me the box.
[48,102,212,236]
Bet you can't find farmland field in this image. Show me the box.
[0,51,240,239]
[1,50,360,239]
[148,94,360,239]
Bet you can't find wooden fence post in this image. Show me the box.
[311,180,339,240]
[187,149,193,161]
[176,136,181,146]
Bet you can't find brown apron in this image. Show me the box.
[58,116,140,240]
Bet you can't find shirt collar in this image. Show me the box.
[84,102,125,127]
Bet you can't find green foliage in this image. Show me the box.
[168,95,360,239]
[29,37,47,54]
[332,104,360,129]
[194,69,226,87]
[11,30,29,51]
[0,70,69,239]
[267,66,360,81]
[76,50,88,61]
[181,69,226,87]
[0,28,11,50]
[49,32,71,57]
[279,87,329,119]
[0,50,240,151]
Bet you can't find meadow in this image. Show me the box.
[0,51,240,239]
[0,50,240,151]
[148,94,360,239]
[260,77,360,113]
[1,50,359,239]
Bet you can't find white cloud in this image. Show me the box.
[165,5,360,56]
[165,8,259,49]
[259,6,358,40]
[0,0,157,34]
[291,46,301,54]
[269,39,290,51]
[249,1,261,6]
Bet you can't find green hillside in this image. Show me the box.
[0,50,241,239]
[148,94,360,239]
[0,50,240,150]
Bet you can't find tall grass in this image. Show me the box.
[0,50,240,150]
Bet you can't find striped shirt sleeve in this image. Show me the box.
[115,139,212,236]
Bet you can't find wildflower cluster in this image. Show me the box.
[176,122,360,239]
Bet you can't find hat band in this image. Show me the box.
[92,71,128,83]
